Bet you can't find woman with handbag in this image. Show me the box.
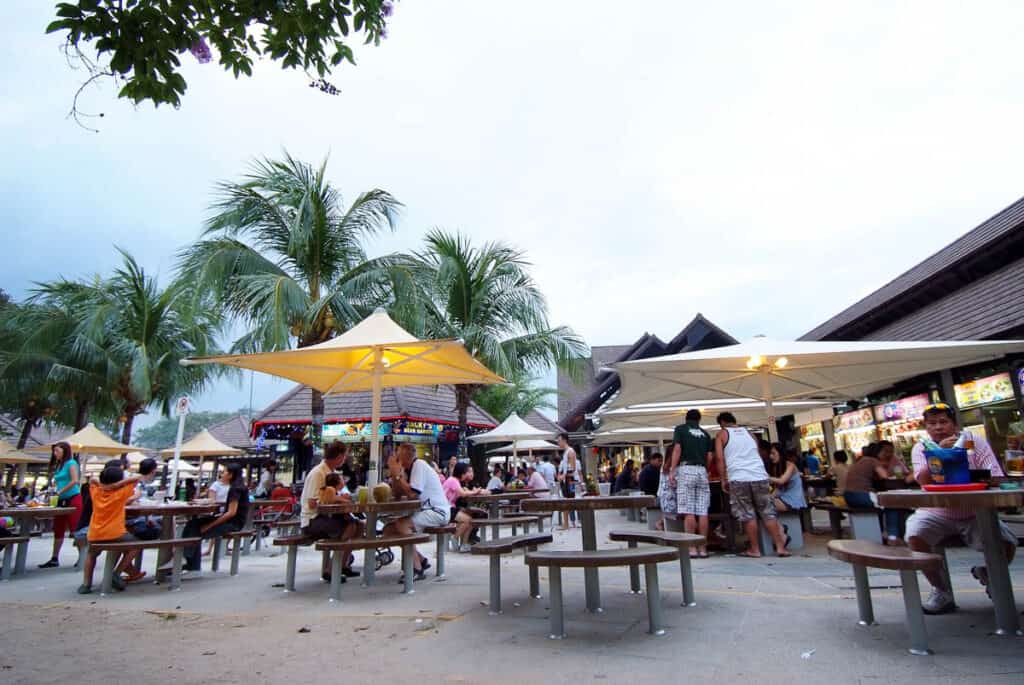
[38,441,82,569]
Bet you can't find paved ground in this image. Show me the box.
[2,509,1023,684]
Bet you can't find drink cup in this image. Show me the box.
[1005,450,1024,477]
[49,495,59,507]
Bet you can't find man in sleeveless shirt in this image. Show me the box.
[714,412,790,557]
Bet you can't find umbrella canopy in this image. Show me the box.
[596,399,830,431]
[591,426,677,446]
[0,440,50,465]
[28,422,136,456]
[486,439,559,454]
[159,429,244,458]
[183,308,505,485]
[611,337,1024,440]
[470,413,556,444]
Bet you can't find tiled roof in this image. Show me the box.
[253,384,497,430]
[0,415,72,448]
[862,257,1024,341]
[802,195,1024,340]
[201,415,255,450]
[523,409,563,433]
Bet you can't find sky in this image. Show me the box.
[3,2,1024,429]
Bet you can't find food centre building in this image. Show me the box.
[800,195,1024,464]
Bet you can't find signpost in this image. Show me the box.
[168,395,190,501]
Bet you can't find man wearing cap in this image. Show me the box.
[906,403,1016,614]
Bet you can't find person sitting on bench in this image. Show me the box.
[384,444,450,580]
[299,442,362,581]
[79,461,142,594]
[844,442,902,545]
[443,462,488,552]
[179,463,249,573]
[767,444,807,513]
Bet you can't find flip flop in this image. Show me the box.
[776,551,792,558]
[738,551,762,558]
[698,552,710,559]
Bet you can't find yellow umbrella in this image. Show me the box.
[27,422,137,456]
[159,429,244,458]
[0,439,50,465]
[183,308,505,485]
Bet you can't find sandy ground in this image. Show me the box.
[2,510,1024,685]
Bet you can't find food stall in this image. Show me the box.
[832,408,878,457]
[954,371,1020,461]
[798,422,826,462]
[874,393,930,461]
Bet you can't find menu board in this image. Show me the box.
[833,408,875,432]
[954,372,1014,409]
[799,423,824,438]
[873,393,930,424]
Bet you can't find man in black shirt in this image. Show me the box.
[637,453,662,497]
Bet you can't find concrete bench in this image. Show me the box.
[470,532,553,614]
[316,534,430,601]
[609,530,704,606]
[272,534,315,591]
[90,537,201,594]
[211,529,254,576]
[812,502,886,542]
[827,539,943,656]
[0,536,29,580]
[469,516,539,540]
[525,547,680,638]
[757,511,805,554]
[422,523,457,578]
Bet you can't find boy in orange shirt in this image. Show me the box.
[78,461,142,594]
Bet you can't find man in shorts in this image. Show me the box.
[668,409,713,557]
[385,443,451,580]
[300,441,363,581]
[714,412,789,557]
[906,403,1016,614]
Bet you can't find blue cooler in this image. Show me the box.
[924,447,970,485]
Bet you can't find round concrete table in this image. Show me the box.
[0,506,75,576]
[521,494,656,612]
[125,502,220,580]
[318,499,421,585]
[877,488,1024,636]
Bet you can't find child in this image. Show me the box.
[319,472,349,504]
[79,462,141,594]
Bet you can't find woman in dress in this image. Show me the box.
[38,441,81,569]
[766,444,807,513]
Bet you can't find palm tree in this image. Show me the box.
[68,250,228,445]
[474,368,557,423]
[0,300,61,448]
[176,152,404,443]
[410,230,588,474]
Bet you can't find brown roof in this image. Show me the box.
[523,409,563,434]
[201,415,256,450]
[0,415,73,448]
[862,257,1024,341]
[802,196,1024,340]
[253,384,497,430]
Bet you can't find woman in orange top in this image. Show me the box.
[79,461,142,594]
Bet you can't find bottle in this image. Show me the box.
[954,430,974,456]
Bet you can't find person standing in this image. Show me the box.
[669,410,713,558]
[38,442,81,569]
[714,412,789,558]
[905,403,1016,614]
[556,433,580,529]
[537,454,557,495]
[637,453,662,497]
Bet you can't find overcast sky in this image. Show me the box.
[3,2,1024,428]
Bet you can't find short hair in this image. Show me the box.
[558,432,570,442]
[685,409,701,422]
[265,460,278,470]
[650,452,663,461]
[453,462,470,480]
[922,403,956,422]
[324,472,341,488]
[833,450,848,463]
[542,453,550,462]
[100,464,124,484]
[396,442,415,458]
[877,440,894,450]
[861,442,880,458]
[716,412,737,425]
[324,441,347,461]
[139,458,158,476]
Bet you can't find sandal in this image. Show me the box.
[122,569,147,583]
[776,550,792,558]
[738,551,762,558]
[38,558,59,569]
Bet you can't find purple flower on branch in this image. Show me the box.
[190,38,212,64]
[381,1,394,18]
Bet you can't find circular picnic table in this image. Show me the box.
[317,499,421,586]
[125,502,221,580]
[464,491,543,537]
[877,488,1024,636]
[521,494,656,612]
[0,506,74,576]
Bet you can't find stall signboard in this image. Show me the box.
[800,423,824,439]
[396,420,443,438]
[954,372,1014,409]
[323,422,394,439]
[873,393,930,424]
[833,408,875,432]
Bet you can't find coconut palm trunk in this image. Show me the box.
[16,418,34,450]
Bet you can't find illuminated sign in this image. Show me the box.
[873,393,930,423]
[833,408,875,432]
[954,373,1014,409]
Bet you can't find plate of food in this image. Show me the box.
[922,482,988,492]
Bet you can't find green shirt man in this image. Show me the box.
[670,416,712,471]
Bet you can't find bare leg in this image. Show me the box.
[697,515,709,556]
[763,518,789,555]
[684,515,698,557]
[743,519,761,556]
[389,517,422,571]
[50,534,65,562]
[82,551,99,588]
[774,498,789,513]
[908,536,946,590]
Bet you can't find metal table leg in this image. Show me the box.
[13,514,30,576]
[155,514,175,582]
[490,502,500,540]
[362,512,378,587]
[580,509,601,612]
[975,508,1021,636]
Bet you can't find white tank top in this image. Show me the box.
[722,427,768,482]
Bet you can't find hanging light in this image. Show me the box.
[774,357,789,369]
[746,355,764,370]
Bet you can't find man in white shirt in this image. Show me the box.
[385,443,451,580]
[537,454,557,492]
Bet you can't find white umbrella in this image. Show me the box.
[486,439,559,454]
[596,399,830,431]
[591,426,678,446]
[183,308,504,486]
[611,337,1024,440]
[470,413,556,469]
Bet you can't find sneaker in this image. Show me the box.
[76,584,92,595]
[110,576,127,592]
[421,558,431,572]
[922,588,956,615]
[322,572,347,583]
[341,567,361,578]
[38,558,59,569]
[458,544,471,553]
[971,566,991,599]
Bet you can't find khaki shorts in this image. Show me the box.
[905,510,1017,550]
[729,480,775,523]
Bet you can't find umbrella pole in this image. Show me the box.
[169,410,187,501]
[761,370,779,443]
[367,348,383,488]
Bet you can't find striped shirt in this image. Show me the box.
[910,433,1003,520]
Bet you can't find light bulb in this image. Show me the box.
[746,355,763,370]
[774,357,788,369]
